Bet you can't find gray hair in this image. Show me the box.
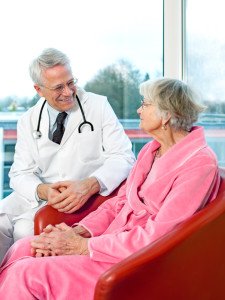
[29,48,71,85]
[139,78,206,131]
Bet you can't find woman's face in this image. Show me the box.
[137,99,163,136]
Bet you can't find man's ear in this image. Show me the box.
[34,85,44,97]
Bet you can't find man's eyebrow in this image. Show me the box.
[54,84,63,88]
[52,78,74,88]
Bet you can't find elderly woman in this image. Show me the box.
[0,78,220,299]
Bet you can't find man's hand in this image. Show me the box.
[37,183,53,201]
[31,223,90,257]
[47,177,100,213]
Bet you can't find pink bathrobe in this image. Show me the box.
[0,126,220,300]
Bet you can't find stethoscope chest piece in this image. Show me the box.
[32,130,42,139]
[33,99,47,140]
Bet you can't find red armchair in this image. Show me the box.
[34,181,126,235]
[34,169,225,299]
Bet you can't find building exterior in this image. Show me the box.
[0,113,225,199]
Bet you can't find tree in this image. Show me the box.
[84,60,145,119]
[28,93,41,108]
[0,96,15,111]
[0,94,40,112]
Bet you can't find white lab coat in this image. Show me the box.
[0,88,135,216]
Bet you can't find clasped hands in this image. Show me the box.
[31,223,91,257]
[38,177,100,213]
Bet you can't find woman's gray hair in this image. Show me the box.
[29,48,70,85]
[139,78,206,131]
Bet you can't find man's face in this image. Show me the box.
[34,64,76,111]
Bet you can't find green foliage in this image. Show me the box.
[0,93,40,112]
[9,102,17,111]
[84,59,147,119]
[29,93,41,108]
[1,96,15,108]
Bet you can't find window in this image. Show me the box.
[185,0,225,166]
[0,0,163,113]
[1,1,224,200]
[0,0,163,197]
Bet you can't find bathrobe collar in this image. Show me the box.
[126,126,207,209]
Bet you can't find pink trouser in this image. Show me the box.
[0,237,114,300]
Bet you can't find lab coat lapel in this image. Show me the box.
[35,101,50,151]
[37,103,49,140]
[29,99,50,156]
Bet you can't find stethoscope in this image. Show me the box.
[32,95,94,139]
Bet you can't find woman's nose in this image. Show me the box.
[137,106,142,115]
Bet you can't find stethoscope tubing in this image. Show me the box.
[37,99,47,133]
[76,95,94,133]
[33,95,94,139]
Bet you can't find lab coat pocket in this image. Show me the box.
[77,129,102,163]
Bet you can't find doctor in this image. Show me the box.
[0,48,135,263]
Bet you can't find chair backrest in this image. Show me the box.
[94,168,225,300]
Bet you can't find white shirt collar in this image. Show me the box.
[47,102,71,129]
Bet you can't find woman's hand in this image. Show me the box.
[30,223,90,258]
[73,225,92,238]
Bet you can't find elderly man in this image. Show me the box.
[0,48,135,263]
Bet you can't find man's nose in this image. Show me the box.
[62,84,73,96]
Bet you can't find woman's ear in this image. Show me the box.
[162,113,172,127]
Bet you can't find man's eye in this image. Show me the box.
[55,86,63,91]
[68,80,75,87]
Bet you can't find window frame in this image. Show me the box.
[163,0,186,80]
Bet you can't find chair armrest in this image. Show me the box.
[94,192,225,299]
[34,181,125,235]
[94,169,225,299]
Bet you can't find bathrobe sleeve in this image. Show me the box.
[87,156,220,264]
[79,183,127,236]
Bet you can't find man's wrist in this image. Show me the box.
[87,177,101,194]
[37,183,51,201]
[91,176,106,194]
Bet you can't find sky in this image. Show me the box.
[186,0,225,100]
[0,0,163,99]
[0,0,224,101]
[187,0,225,41]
